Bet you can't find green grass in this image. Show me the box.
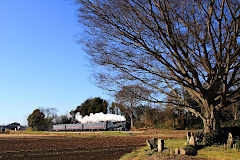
[120,146,153,160]
[120,138,186,160]
[14,131,48,134]
[120,138,240,160]
[11,130,132,137]
[164,138,186,149]
[196,145,240,160]
[99,131,132,136]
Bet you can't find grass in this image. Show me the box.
[196,145,240,160]
[120,138,186,160]
[120,138,240,160]
[120,146,153,160]
[164,138,186,149]
[99,131,132,136]
[10,129,187,137]
[9,130,132,137]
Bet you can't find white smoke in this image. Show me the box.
[75,112,83,122]
[75,112,126,124]
[66,113,72,119]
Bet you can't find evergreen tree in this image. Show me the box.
[27,109,47,131]
[74,97,108,116]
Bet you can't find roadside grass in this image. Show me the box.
[0,131,10,134]
[10,129,187,136]
[196,145,240,160]
[14,131,47,134]
[5,129,190,140]
[164,138,186,149]
[133,129,187,135]
[99,131,132,136]
[120,138,240,160]
[10,130,132,137]
[120,138,186,160]
[120,146,152,160]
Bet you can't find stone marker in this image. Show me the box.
[180,147,197,156]
[162,149,170,154]
[157,139,164,152]
[146,138,158,150]
[233,144,237,150]
[187,131,191,144]
[175,148,180,155]
[180,148,187,155]
[189,132,195,146]
[227,132,233,149]
[146,139,153,150]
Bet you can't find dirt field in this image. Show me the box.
[0,131,187,160]
[0,134,147,160]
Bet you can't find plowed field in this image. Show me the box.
[0,135,148,160]
[0,130,187,160]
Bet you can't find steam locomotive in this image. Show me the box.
[52,121,127,131]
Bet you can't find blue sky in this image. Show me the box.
[0,0,109,125]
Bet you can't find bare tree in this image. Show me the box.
[114,85,152,128]
[77,0,240,133]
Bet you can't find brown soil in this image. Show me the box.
[0,130,190,160]
[0,134,151,160]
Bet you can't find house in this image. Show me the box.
[0,125,21,132]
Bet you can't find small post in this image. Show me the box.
[146,139,153,150]
[175,148,180,155]
[146,138,158,150]
[227,132,233,149]
[233,144,237,150]
[189,132,195,146]
[186,131,191,145]
[157,139,164,152]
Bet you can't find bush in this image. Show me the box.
[194,131,204,144]
[203,132,221,146]
[203,131,231,146]
[155,123,167,129]
[221,126,240,138]
[235,140,240,149]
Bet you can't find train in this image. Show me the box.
[52,121,127,131]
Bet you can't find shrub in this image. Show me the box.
[194,131,204,144]
[203,132,227,146]
[235,140,240,149]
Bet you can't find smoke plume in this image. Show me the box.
[75,112,126,124]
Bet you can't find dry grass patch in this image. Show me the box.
[120,138,240,160]
[196,145,240,160]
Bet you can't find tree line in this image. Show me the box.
[27,85,239,131]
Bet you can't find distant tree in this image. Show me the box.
[109,103,116,114]
[27,109,47,131]
[109,102,122,115]
[59,115,73,124]
[234,101,240,120]
[114,85,152,128]
[74,97,108,116]
[38,107,58,130]
[39,107,58,119]
[135,105,156,128]
[9,122,20,126]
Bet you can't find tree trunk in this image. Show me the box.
[234,102,238,120]
[130,112,134,128]
[202,107,220,134]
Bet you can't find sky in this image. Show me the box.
[0,0,110,125]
